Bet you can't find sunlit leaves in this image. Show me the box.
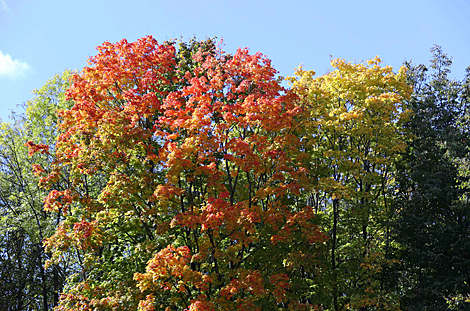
[34,36,325,310]
[289,57,411,310]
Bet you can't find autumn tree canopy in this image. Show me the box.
[20,36,467,311]
[28,36,328,310]
[289,57,411,310]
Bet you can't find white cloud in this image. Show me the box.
[0,51,31,78]
[0,0,9,13]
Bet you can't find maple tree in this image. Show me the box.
[23,35,457,311]
[289,57,411,310]
[30,36,327,310]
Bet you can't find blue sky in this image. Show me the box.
[0,0,469,122]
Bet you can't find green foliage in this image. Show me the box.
[0,71,74,310]
[3,38,470,311]
[393,46,470,310]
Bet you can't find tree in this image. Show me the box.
[289,57,411,310]
[393,46,470,310]
[33,36,326,310]
[0,71,74,310]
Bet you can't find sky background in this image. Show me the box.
[0,0,469,122]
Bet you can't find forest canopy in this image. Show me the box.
[1,36,469,311]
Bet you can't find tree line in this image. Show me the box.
[0,37,469,310]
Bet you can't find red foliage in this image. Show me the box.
[38,36,325,310]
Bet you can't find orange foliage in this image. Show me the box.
[32,36,325,310]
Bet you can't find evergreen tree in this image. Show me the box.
[394,46,470,310]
